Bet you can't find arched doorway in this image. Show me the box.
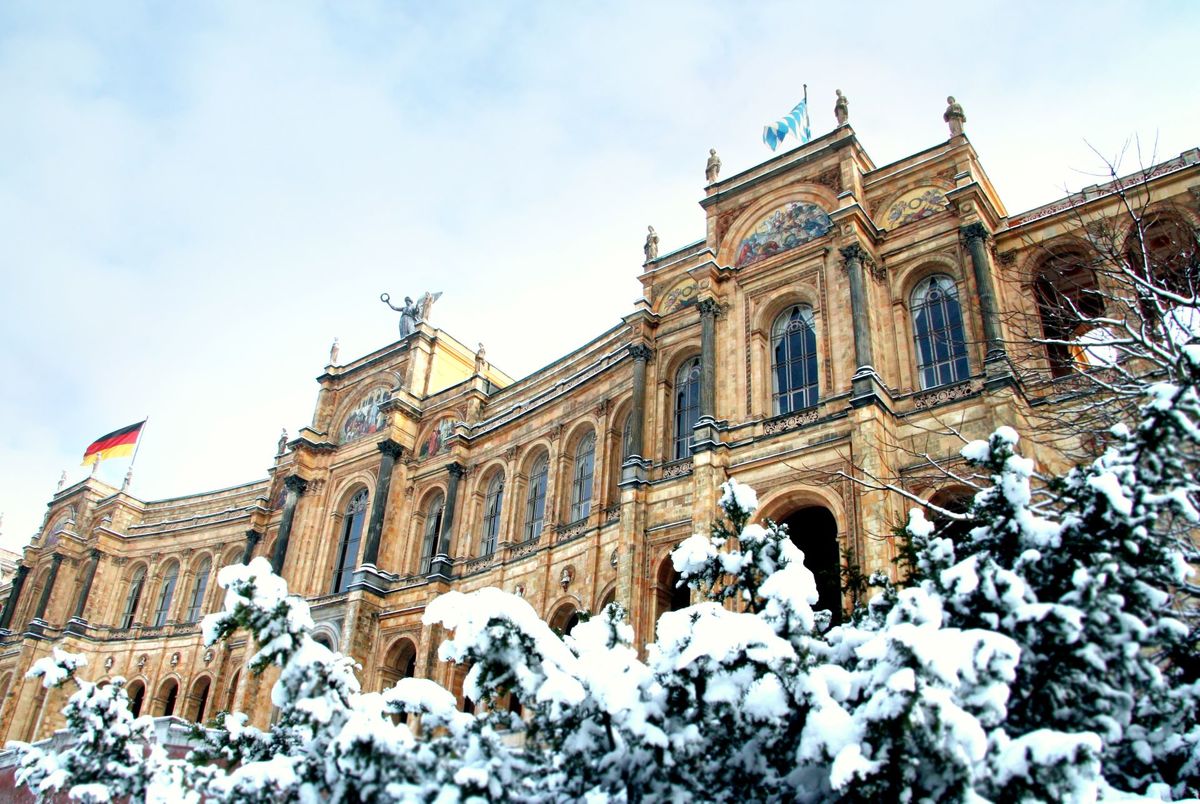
[655,558,691,623]
[549,603,580,636]
[127,680,146,718]
[187,676,212,723]
[155,679,179,717]
[380,638,418,690]
[780,506,842,625]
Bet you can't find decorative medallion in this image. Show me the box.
[340,387,389,443]
[170,652,181,667]
[882,187,949,230]
[204,649,215,665]
[735,202,833,268]
[104,656,115,671]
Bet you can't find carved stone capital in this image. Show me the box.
[376,439,404,460]
[696,297,720,318]
[284,475,309,496]
[244,529,262,545]
[627,343,654,362]
[839,243,866,266]
[447,462,467,479]
[960,222,990,245]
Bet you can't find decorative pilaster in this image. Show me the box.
[70,549,102,620]
[33,554,63,622]
[241,529,262,564]
[697,299,719,420]
[0,565,28,630]
[270,475,308,575]
[960,223,1007,364]
[361,439,404,567]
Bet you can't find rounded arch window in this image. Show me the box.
[152,562,179,628]
[420,492,446,573]
[481,473,505,556]
[332,489,369,593]
[120,567,147,629]
[569,432,596,522]
[524,454,549,541]
[673,358,702,460]
[1131,213,1199,295]
[185,557,212,623]
[771,305,819,414]
[911,274,970,389]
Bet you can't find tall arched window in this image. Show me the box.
[152,562,179,627]
[911,274,970,389]
[524,455,548,541]
[673,357,701,460]
[120,567,146,629]
[570,432,596,522]
[771,305,819,414]
[481,474,504,555]
[332,490,369,593]
[185,558,211,623]
[421,492,445,573]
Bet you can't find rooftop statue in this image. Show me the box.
[644,226,659,263]
[705,149,721,183]
[834,89,849,127]
[382,291,442,338]
[944,95,966,136]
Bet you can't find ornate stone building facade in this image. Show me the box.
[2,114,1197,742]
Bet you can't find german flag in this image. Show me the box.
[81,421,144,466]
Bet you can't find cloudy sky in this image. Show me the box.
[1,1,1197,552]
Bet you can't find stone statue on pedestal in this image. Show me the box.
[644,226,659,263]
[329,337,340,365]
[944,96,966,136]
[277,428,288,456]
[834,89,849,126]
[705,149,721,183]
[382,291,441,338]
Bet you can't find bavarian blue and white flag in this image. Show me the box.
[763,99,811,151]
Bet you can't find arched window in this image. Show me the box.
[152,563,179,628]
[1035,253,1103,377]
[421,492,445,573]
[771,305,819,414]
[185,558,211,623]
[673,357,702,460]
[911,274,970,389]
[524,455,548,541]
[570,433,596,522]
[481,474,504,556]
[1133,213,1200,296]
[120,567,146,629]
[332,489,369,594]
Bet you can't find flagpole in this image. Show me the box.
[803,84,810,133]
[122,416,148,492]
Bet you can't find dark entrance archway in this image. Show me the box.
[780,506,842,625]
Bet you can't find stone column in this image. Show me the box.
[839,244,876,374]
[0,565,29,630]
[437,463,466,555]
[71,550,102,620]
[361,440,404,567]
[626,344,653,459]
[697,299,719,420]
[429,463,465,579]
[33,554,63,621]
[241,529,261,564]
[270,475,308,575]
[961,223,1005,361]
